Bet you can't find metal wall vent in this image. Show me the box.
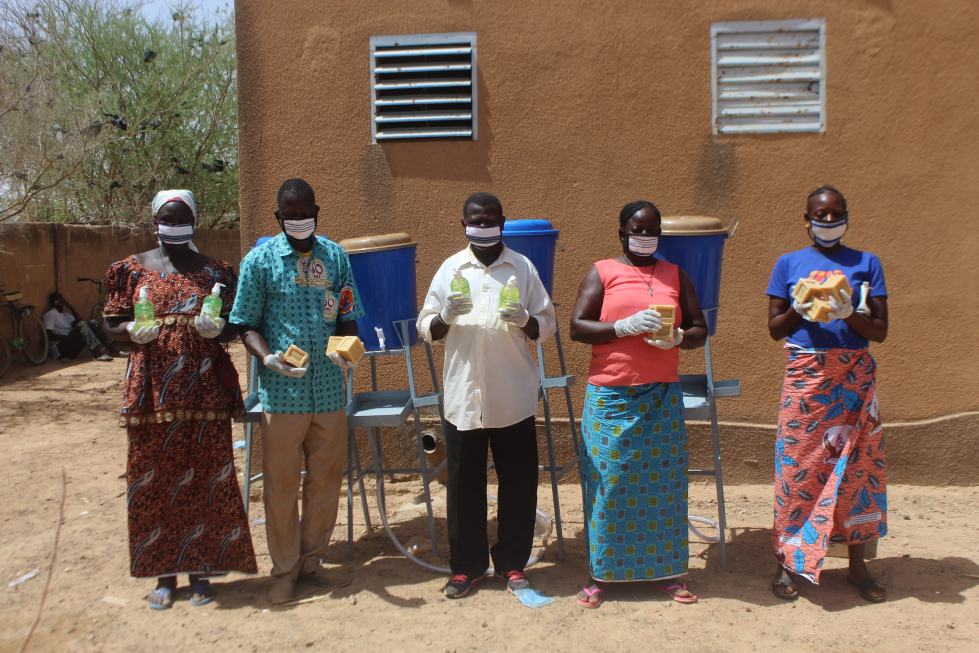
[370,32,477,142]
[711,19,826,135]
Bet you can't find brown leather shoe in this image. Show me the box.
[298,566,352,588]
[268,576,296,605]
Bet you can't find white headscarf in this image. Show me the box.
[152,189,198,251]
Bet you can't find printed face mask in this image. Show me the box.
[281,217,316,240]
[464,222,502,248]
[627,235,659,257]
[810,218,847,247]
[155,221,194,245]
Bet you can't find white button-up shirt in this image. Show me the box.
[417,245,557,430]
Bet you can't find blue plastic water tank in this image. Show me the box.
[654,217,732,337]
[501,219,559,296]
[338,233,418,351]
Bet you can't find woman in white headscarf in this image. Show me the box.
[102,190,256,609]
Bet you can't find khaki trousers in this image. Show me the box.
[261,410,346,578]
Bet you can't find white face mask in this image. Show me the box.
[465,223,502,248]
[282,218,316,240]
[628,235,659,257]
[810,218,847,247]
[156,222,194,245]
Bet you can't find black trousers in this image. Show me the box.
[56,320,112,360]
[444,415,539,578]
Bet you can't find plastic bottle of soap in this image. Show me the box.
[499,276,520,310]
[134,287,155,330]
[200,282,225,319]
[449,268,471,299]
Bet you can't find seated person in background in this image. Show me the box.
[42,292,122,362]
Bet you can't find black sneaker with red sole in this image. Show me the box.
[496,570,530,593]
[443,574,484,599]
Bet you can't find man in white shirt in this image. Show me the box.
[417,192,557,599]
[42,292,121,361]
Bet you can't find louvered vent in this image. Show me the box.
[711,19,825,134]
[370,32,477,142]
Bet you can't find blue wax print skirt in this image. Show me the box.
[580,381,689,582]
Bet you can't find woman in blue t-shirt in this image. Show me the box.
[766,187,889,603]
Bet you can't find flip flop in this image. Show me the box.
[656,583,698,603]
[577,586,604,609]
[96,354,114,362]
[190,583,216,606]
[148,588,173,610]
[847,574,886,603]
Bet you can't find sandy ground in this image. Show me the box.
[1,345,978,653]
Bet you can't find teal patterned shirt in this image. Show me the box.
[230,233,364,414]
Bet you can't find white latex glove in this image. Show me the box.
[193,315,226,339]
[828,290,854,320]
[792,299,814,321]
[644,327,684,350]
[126,321,161,344]
[263,351,307,378]
[613,308,663,338]
[438,292,473,324]
[498,302,530,328]
[328,350,358,370]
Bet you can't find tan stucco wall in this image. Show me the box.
[234,1,979,483]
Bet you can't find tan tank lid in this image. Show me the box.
[338,232,416,253]
[660,216,730,235]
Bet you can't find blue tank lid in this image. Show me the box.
[502,219,559,236]
[254,236,275,248]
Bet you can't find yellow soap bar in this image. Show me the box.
[791,278,823,304]
[326,336,365,364]
[822,275,852,303]
[808,299,833,323]
[651,323,674,340]
[282,344,309,368]
[649,304,675,321]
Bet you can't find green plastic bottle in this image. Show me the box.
[499,275,520,310]
[134,287,155,330]
[200,282,225,319]
[449,268,471,299]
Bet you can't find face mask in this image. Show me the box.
[810,218,847,247]
[155,221,194,245]
[464,222,502,248]
[627,235,659,257]
[281,217,316,240]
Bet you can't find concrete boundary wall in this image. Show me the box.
[0,224,240,331]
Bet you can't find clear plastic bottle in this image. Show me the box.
[134,287,155,330]
[449,268,471,299]
[200,282,225,319]
[499,275,520,310]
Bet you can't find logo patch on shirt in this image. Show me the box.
[323,290,339,322]
[806,269,844,284]
[293,256,330,290]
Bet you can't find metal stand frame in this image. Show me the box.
[679,308,741,569]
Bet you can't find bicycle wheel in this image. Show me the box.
[0,334,11,378]
[19,311,49,365]
[90,302,104,327]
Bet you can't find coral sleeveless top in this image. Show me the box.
[588,258,682,387]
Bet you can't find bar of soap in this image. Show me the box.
[648,305,674,340]
[822,275,852,303]
[808,298,833,323]
[791,278,823,304]
[282,344,309,368]
[326,336,365,364]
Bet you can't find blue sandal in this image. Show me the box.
[148,588,174,610]
[190,582,215,606]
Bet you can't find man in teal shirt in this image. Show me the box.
[230,178,364,605]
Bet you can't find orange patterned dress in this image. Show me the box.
[103,256,256,578]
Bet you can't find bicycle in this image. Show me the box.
[78,276,106,326]
[0,289,49,379]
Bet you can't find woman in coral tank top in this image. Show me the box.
[569,201,708,609]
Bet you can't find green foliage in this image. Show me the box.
[0,0,238,227]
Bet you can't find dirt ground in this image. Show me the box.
[1,345,978,653]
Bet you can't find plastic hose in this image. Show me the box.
[689,515,721,543]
